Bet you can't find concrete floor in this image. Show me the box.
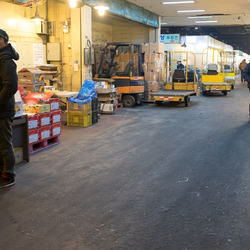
[1,76,250,249]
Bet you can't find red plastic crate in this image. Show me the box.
[39,112,51,127]
[40,126,51,141]
[51,110,61,124]
[27,114,40,130]
[29,129,40,144]
[51,123,61,137]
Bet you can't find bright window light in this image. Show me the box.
[188,16,212,19]
[162,1,194,4]
[177,10,205,13]
[195,20,218,23]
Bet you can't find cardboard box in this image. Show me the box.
[40,126,51,141]
[51,123,61,137]
[18,68,44,84]
[144,52,164,63]
[117,62,127,72]
[144,72,159,82]
[14,91,23,118]
[27,113,40,130]
[29,129,40,144]
[19,82,44,93]
[40,113,51,127]
[141,43,150,53]
[24,93,59,111]
[150,43,165,53]
[14,147,23,165]
[51,110,61,124]
[23,104,50,114]
[120,51,130,62]
[147,62,162,72]
[148,82,160,92]
[18,86,24,98]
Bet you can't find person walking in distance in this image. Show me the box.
[239,59,247,83]
[242,62,250,122]
[0,29,19,188]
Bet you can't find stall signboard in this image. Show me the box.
[160,34,180,44]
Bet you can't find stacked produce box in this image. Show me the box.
[23,93,61,153]
[141,42,165,101]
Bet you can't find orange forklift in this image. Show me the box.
[94,43,144,107]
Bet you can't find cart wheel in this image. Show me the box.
[231,85,234,90]
[155,101,162,106]
[184,96,190,107]
[123,95,135,108]
[223,91,228,96]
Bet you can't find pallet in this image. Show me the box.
[29,136,60,154]
[115,103,123,110]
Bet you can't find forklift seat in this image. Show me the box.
[116,61,134,76]
[207,63,218,75]
[173,69,186,82]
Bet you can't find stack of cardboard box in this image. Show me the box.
[23,93,61,152]
[141,42,165,101]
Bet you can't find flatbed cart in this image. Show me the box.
[151,90,197,107]
[202,82,231,95]
[201,48,231,96]
[150,51,199,107]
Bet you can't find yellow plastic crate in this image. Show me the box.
[67,112,92,127]
[67,101,92,113]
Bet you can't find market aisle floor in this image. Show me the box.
[1,77,250,250]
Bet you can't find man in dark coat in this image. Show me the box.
[0,29,19,188]
[177,61,184,70]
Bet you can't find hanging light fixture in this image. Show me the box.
[69,0,77,8]
[31,6,44,24]
[94,0,109,16]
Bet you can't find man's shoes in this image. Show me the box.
[0,172,15,189]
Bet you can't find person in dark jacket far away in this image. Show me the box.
[239,59,247,83]
[0,29,19,188]
[242,62,250,122]
[177,61,184,70]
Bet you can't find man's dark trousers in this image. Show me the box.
[0,116,15,173]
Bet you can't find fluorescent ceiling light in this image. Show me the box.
[188,16,212,19]
[162,1,194,4]
[195,20,218,23]
[161,23,168,24]
[178,10,205,13]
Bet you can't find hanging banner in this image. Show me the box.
[160,34,180,44]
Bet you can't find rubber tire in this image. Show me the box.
[202,90,207,96]
[123,95,135,108]
[231,85,234,90]
[184,96,190,107]
[223,91,228,96]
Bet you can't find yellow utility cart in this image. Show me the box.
[201,48,231,96]
[150,51,199,107]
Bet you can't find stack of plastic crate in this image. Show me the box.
[91,98,99,125]
[67,101,92,127]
